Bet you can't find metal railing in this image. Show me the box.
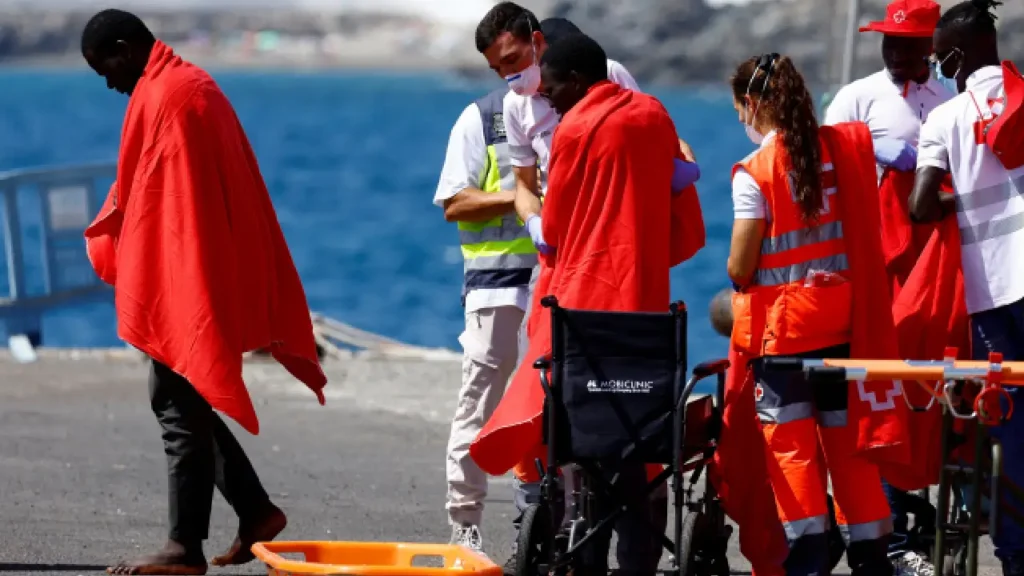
[0,162,116,346]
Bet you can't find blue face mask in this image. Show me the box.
[934,49,963,94]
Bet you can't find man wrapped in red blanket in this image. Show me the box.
[81,10,326,575]
[469,33,705,575]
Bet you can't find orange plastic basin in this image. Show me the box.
[251,541,503,576]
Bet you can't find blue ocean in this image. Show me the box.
[0,69,755,365]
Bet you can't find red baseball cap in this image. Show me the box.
[859,0,941,37]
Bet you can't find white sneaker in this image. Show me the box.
[450,524,485,553]
[890,551,936,576]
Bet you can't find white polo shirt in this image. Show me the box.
[434,102,531,314]
[503,59,641,196]
[918,65,1024,314]
[825,69,954,183]
[825,69,954,145]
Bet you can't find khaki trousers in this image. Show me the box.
[446,305,526,526]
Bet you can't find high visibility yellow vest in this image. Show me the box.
[458,88,538,300]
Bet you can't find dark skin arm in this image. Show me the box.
[443,187,516,223]
[908,166,957,223]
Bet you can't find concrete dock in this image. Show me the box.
[0,350,1001,575]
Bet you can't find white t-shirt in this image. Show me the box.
[732,131,777,221]
[503,59,641,195]
[917,65,1024,314]
[433,101,530,314]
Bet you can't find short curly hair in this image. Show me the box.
[538,33,608,87]
[80,9,155,57]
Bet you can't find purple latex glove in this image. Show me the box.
[873,137,917,171]
[525,214,553,255]
[672,158,701,194]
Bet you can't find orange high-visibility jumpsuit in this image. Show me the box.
[730,137,893,576]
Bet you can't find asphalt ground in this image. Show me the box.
[0,354,1001,575]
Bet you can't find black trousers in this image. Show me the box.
[149,361,272,543]
[576,461,663,576]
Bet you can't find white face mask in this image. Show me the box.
[742,56,775,147]
[745,122,765,146]
[506,56,541,96]
[743,102,764,145]
[934,49,963,94]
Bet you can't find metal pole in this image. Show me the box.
[840,0,862,86]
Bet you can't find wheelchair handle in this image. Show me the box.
[681,358,731,408]
[533,355,551,370]
[691,358,730,380]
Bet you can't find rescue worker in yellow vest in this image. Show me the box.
[434,88,538,558]
[727,54,896,576]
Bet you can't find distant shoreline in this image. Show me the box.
[0,51,482,71]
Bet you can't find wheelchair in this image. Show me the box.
[513,296,733,576]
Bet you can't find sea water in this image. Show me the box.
[0,69,756,366]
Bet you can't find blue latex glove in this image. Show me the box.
[873,137,917,171]
[525,214,553,255]
[672,158,701,194]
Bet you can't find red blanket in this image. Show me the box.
[823,122,911,466]
[711,122,912,574]
[84,41,326,434]
[884,216,970,490]
[469,81,705,476]
[710,347,788,576]
[879,169,934,297]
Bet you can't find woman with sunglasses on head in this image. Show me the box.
[725,53,910,576]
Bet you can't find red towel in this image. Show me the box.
[883,216,970,490]
[469,81,705,476]
[709,346,788,576]
[823,122,911,467]
[84,41,327,435]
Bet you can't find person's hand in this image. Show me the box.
[672,158,701,194]
[873,137,917,171]
[677,138,696,162]
[525,214,553,255]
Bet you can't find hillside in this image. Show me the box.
[554,0,1024,85]
[0,0,1020,84]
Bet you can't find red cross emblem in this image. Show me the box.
[893,10,906,23]
[754,384,765,402]
[857,379,903,411]
[973,97,1005,143]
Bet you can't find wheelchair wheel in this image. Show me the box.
[675,510,699,576]
[515,504,553,576]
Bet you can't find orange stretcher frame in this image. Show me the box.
[250,541,503,576]
[809,358,1024,384]
[764,352,1022,576]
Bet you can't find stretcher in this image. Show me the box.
[250,541,503,576]
[763,352,1024,576]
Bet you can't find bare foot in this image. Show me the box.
[107,540,207,575]
[210,504,288,566]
